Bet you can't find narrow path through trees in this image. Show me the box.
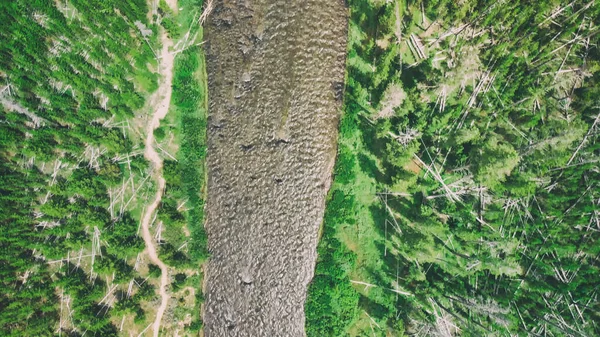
[139,5,177,336]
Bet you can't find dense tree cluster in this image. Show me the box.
[0,0,207,334]
[307,0,600,336]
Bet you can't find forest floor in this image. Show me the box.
[139,16,176,337]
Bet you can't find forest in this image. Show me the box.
[2,0,600,336]
[307,0,600,336]
[0,0,207,335]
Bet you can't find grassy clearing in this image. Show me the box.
[169,47,208,263]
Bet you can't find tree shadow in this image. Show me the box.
[358,152,388,183]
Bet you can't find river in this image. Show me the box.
[202,0,348,335]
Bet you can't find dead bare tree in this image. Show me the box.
[89,226,102,280]
[408,33,426,60]
[199,0,213,25]
[351,280,413,297]
[389,129,420,147]
[567,109,600,166]
[414,154,462,203]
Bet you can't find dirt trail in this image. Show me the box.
[140,14,176,337]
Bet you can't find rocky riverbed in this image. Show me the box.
[202,0,348,335]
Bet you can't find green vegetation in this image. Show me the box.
[156,1,209,327]
[307,0,600,336]
[169,46,208,263]
[0,0,208,335]
[158,0,182,40]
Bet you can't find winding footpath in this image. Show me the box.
[140,24,176,337]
